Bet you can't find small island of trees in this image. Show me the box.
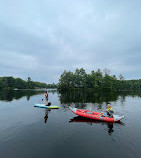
[58,68,141,91]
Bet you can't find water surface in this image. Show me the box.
[0,89,141,158]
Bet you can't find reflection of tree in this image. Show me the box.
[97,103,103,110]
[26,95,31,101]
[59,89,141,105]
[59,90,108,104]
[69,116,124,135]
[0,89,57,102]
[120,96,126,106]
[74,103,87,109]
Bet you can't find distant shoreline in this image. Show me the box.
[0,76,57,90]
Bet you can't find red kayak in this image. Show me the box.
[69,107,124,122]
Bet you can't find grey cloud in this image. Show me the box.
[0,0,141,83]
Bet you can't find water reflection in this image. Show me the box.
[59,89,141,105]
[44,109,51,124]
[0,89,57,102]
[69,116,124,135]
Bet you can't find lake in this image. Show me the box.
[0,89,141,158]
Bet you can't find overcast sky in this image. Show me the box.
[0,0,141,83]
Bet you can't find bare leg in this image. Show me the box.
[101,112,104,117]
[98,112,104,116]
[98,112,102,116]
[45,99,48,105]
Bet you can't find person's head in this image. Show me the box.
[107,104,111,108]
[46,91,48,93]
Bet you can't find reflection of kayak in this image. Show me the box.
[69,116,109,125]
[34,104,59,109]
[69,116,124,125]
[69,116,113,125]
[69,116,123,135]
[69,107,124,122]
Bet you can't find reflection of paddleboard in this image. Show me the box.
[34,104,59,109]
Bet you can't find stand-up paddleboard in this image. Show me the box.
[34,104,59,109]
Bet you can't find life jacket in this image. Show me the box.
[45,93,48,98]
[106,107,114,117]
[107,107,113,111]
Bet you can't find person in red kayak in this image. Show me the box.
[98,104,114,117]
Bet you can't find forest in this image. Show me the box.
[58,68,141,91]
[0,76,57,89]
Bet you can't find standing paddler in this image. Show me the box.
[45,91,48,105]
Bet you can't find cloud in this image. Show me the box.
[0,51,38,70]
[0,0,141,83]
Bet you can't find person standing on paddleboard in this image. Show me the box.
[45,91,48,105]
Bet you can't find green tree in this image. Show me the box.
[119,74,124,81]
[0,78,3,89]
[74,68,87,88]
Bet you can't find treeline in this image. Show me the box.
[0,76,57,89]
[58,68,141,91]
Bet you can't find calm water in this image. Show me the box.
[0,89,141,158]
